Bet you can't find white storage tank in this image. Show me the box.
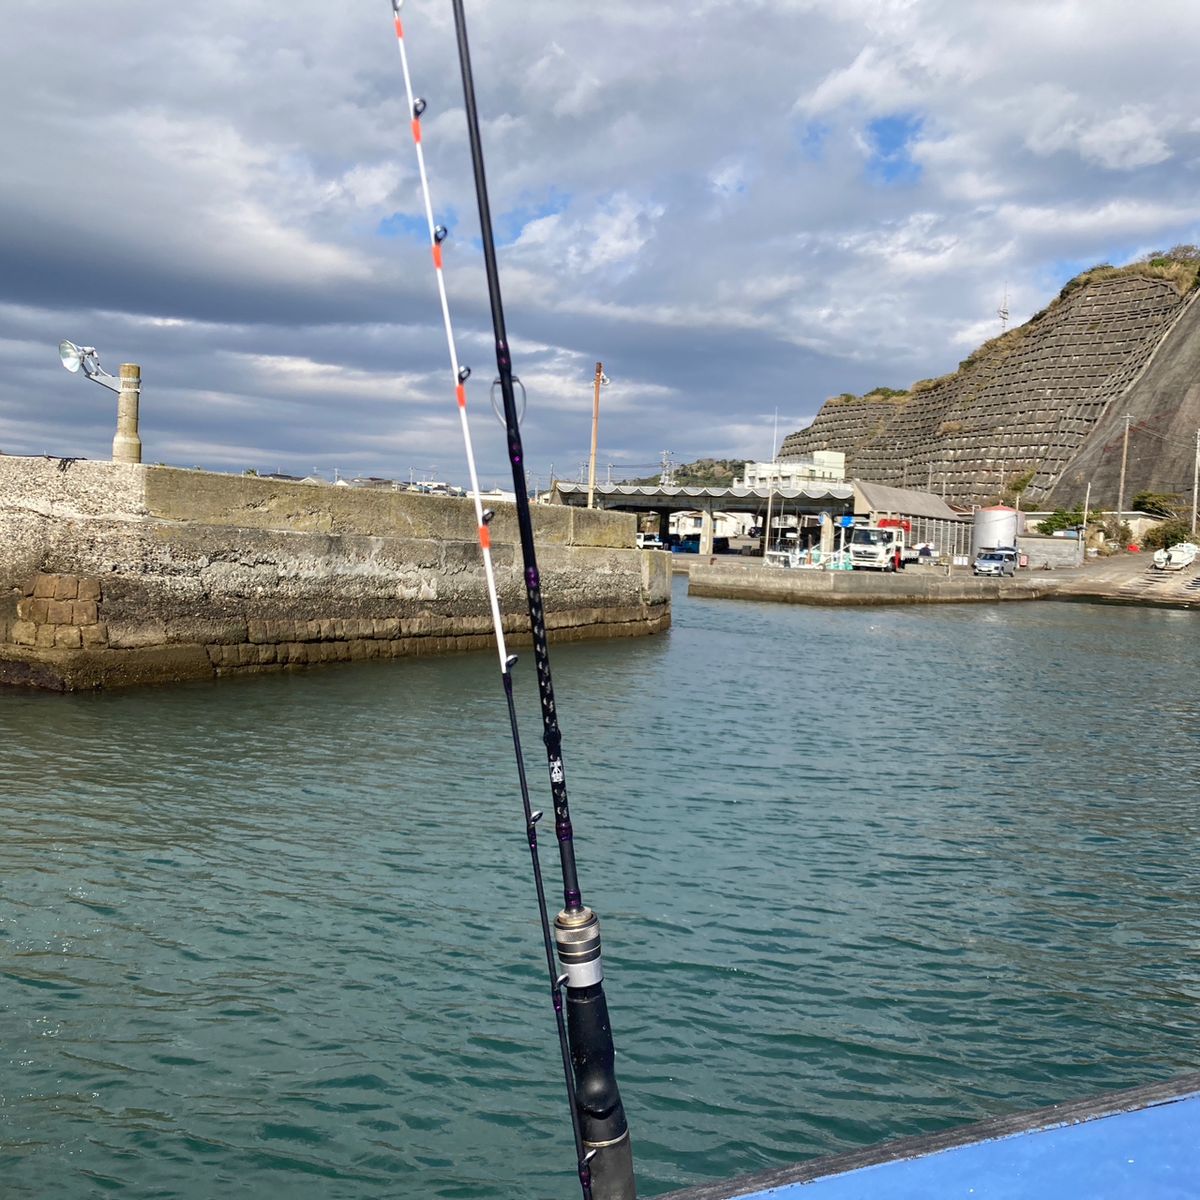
[972,505,1019,557]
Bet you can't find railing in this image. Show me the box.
[764,548,853,570]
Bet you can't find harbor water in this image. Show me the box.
[3,578,1199,1198]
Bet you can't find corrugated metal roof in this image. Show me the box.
[852,481,965,521]
[554,482,854,503]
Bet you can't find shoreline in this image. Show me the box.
[675,554,1199,611]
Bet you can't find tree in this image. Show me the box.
[1130,490,1180,518]
[1141,517,1193,551]
[1036,506,1083,534]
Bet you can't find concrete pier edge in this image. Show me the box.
[0,457,671,691]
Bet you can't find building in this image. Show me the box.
[737,450,846,489]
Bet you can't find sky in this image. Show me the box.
[2,0,1199,490]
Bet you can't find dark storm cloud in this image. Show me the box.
[2,0,1199,484]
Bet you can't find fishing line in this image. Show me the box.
[386,4,593,1196]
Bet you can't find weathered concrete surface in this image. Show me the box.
[1046,292,1200,508]
[1016,534,1084,570]
[1041,553,1200,608]
[0,458,670,690]
[687,562,1052,605]
[687,554,1200,610]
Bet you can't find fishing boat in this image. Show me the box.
[1152,541,1198,570]
[660,1074,1200,1199]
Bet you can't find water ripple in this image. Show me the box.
[2,585,1198,1196]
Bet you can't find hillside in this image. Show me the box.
[780,252,1200,507]
[627,457,742,488]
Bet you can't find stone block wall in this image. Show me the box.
[0,458,670,690]
[781,274,1195,506]
[10,573,108,651]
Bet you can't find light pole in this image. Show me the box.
[1192,430,1199,535]
[1116,413,1132,524]
[58,341,142,464]
[586,362,609,509]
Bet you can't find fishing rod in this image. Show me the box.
[387,5,634,1198]
[448,3,636,1197]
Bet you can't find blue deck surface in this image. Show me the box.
[738,1094,1200,1199]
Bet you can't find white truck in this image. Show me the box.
[848,524,917,571]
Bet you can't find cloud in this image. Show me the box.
[1,0,1199,481]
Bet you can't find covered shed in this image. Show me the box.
[852,481,973,559]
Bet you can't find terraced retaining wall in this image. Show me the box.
[782,273,1199,507]
[0,457,670,690]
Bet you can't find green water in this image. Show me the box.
[3,581,1199,1198]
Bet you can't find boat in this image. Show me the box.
[1152,541,1198,570]
[661,1074,1200,1199]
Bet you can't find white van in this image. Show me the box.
[636,532,664,550]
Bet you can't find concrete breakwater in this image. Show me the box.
[0,457,670,690]
[686,561,1051,605]
[685,555,1200,609]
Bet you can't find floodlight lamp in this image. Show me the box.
[57,339,119,392]
[59,340,88,373]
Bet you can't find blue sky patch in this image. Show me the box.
[377,211,432,240]
[495,189,571,246]
[1042,245,1142,292]
[866,113,923,184]
[797,121,829,162]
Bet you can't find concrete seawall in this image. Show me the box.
[685,555,1200,609]
[0,458,670,690]
[687,561,1051,605]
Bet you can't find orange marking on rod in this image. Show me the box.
[411,118,421,144]
[479,525,491,549]
[456,384,466,408]
[394,16,403,38]
[432,243,443,269]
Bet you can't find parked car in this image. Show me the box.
[973,550,1017,577]
[635,532,664,550]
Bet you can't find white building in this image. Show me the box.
[737,450,845,489]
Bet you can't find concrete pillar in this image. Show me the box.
[657,509,671,542]
[820,513,835,556]
[699,510,714,555]
[113,363,142,464]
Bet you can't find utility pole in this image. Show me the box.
[1082,480,1091,554]
[1116,414,1133,524]
[926,462,933,492]
[586,362,605,509]
[1192,430,1199,535]
[659,450,674,487]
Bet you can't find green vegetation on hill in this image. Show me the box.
[627,457,742,487]
[828,386,910,405]
[1060,245,1200,299]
